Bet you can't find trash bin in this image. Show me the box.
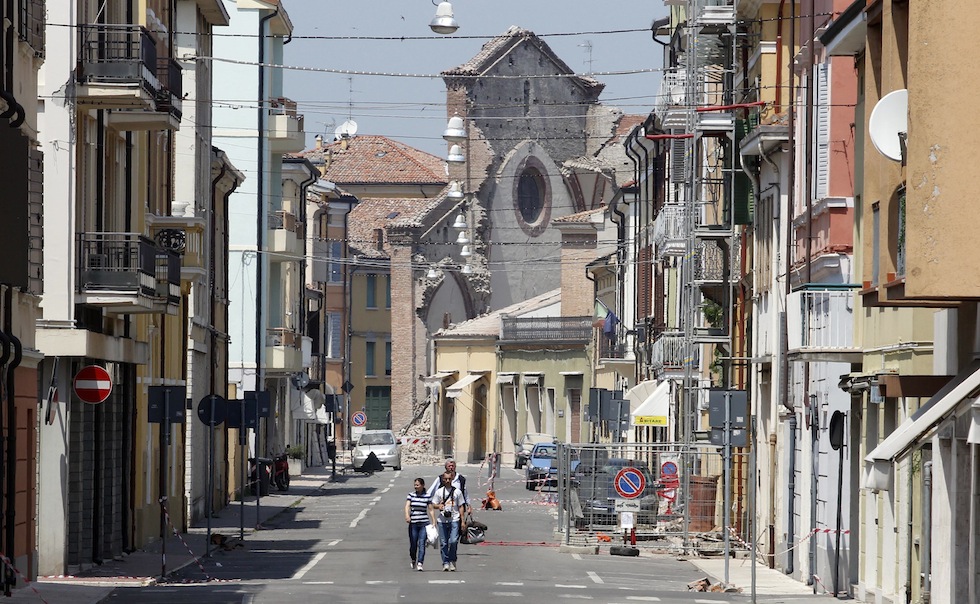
[688,474,720,532]
[327,441,337,461]
[249,457,272,496]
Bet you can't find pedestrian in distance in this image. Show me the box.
[405,477,435,571]
[432,472,467,571]
[427,458,469,515]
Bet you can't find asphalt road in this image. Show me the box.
[100,464,755,603]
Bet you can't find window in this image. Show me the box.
[517,167,545,224]
[366,274,377,308]
[384,341,392,376]
[328,242,343,283]
[365,341,376,376]
[327,312,342,359]
[385,275,391,309]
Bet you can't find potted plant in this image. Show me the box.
[286,444,305,476]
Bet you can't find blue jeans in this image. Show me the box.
[408,522,427,565]
[437,520,459,564]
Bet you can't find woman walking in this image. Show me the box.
[405,477,435,571]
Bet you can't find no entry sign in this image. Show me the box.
[73,365,112,404]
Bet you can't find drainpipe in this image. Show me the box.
[775,0,788,113]
[0,304,8,591]
[3,287,21,596]
[209,151,229,521]
[787,412,797,575]
[922,461,932,604]
[256,6,279,456]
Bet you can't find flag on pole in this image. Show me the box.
[593,300,609,327]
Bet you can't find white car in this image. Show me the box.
[352,430,401,471]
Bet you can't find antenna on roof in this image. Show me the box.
[335,119,358,141]
[578,40,594,75]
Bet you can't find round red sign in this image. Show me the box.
[73,365,112,404]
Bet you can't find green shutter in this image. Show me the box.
[734,119,755,225]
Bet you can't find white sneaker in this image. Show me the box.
[443,564,450,572]
[449,562,456,572]
[410,561,416,570]
[416,563,423,571]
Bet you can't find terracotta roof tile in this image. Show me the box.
[610,114,647,144]
[297,135,448,186]
[552,206,605,224]
[347,196,445,258]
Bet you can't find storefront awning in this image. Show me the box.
[630,381,670,427]
[521,372,541,386]
[292,391,329,424]
[446,372,488,399]
[865,359,980,490]
[625,380,659,408]
[423,370,456,382]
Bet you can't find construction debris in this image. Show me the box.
[686,577,742,593]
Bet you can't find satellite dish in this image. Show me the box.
[670,84,685,105]
[334,119,358,140]
[869,89,908,162]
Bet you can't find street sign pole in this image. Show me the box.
[159,388,170,579]
[239,400,246,542]
[723,390,731,585]
[206,395,215,555]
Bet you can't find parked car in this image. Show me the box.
[514,433,556,468]
[352,429,401,471]
[574,458,660,525]
[525,443,580,490]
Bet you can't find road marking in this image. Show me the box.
[571,553,582,560]
[289,551,325,580]
[496,582,524,586]
[557,595,593,600]
[428,579,465,584]
[695,600,717,604]
[624,597,661,602]
[302,581,334,585]
[381,486,391,493]
[556,584,587,589]
[373,496,382,501]
[365,580,395,585]
[350,509,368,527]
[587,571,603,584]
[327,539,341,546]
[490,593,523,597]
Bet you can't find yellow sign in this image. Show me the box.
[633,416,668,427]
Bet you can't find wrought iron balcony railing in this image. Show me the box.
[77,233,156,297]
[650,331,689,373]
[500,316,592,342]
[155,57,182,118]
[77,24,159,93]
[597,337,628,359]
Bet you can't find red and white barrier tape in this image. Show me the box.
[0,552,49,604]
[160,501,215,583]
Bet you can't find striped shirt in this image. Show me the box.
[406,490,432,524]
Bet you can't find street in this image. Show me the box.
[99,464,812,604]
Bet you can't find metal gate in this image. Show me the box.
[552,442,751,555]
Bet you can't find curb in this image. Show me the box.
[558,544,599,555]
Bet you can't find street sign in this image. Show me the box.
[73,365,112,404]
[661,460,678,477]
[614,467,646,499]
[197,395,227,427]
[342,380,354,394]
[614,498,642,512]
[147,386,187,424]
[351,411,367,427]
[245,390,271,418]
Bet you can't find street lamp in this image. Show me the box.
[447,144,465,165]
[429,1,459,35]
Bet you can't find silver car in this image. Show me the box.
[352,430,401,471]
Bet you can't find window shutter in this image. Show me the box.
[815,62,830,200]
[670,138,688,184]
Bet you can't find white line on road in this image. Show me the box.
[624,597,661,602]
[350,509,368,528]
[373,496,382,501]
[302,581,334,585]
[495,582,524,586]
[695,600,717,604]
[557,595,593,600]
[571,553,582,560]
[328,539,341,546]
[587,571,603,584]
[428,579,465,584]
[381,486,391,493]
[490,593,523,597]
[556,584,587,589]
[365,580,396,585]
[290,551,326,580]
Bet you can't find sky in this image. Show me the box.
[280,1,668,158]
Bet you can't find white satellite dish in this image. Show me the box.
[334,119,358,140]
[869,89,908,162]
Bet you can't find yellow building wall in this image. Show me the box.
[434,341,498,463]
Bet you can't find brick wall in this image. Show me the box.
[560,231,598,317]
[388,244,416,431]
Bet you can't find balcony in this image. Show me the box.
[655,71,688,130]
[499,316,592,343]
[105,57,182,130]
[267,210,303,258]
[650,331,689,377]
[597,337,628,360]
[653,205,688,259]
[266,327,303,372]
[76,24,159,110]
[696,2,736,33]
[786,289,862,362]
[147,212,207,282]
[77,232,179,314]
[267,97,305,153]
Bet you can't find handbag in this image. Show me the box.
[462,525,486,545]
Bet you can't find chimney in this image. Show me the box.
[315,134,323,150]
[374,228,384,251]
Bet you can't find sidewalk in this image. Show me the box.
[689,556,849,601]
[8,465,337,604]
